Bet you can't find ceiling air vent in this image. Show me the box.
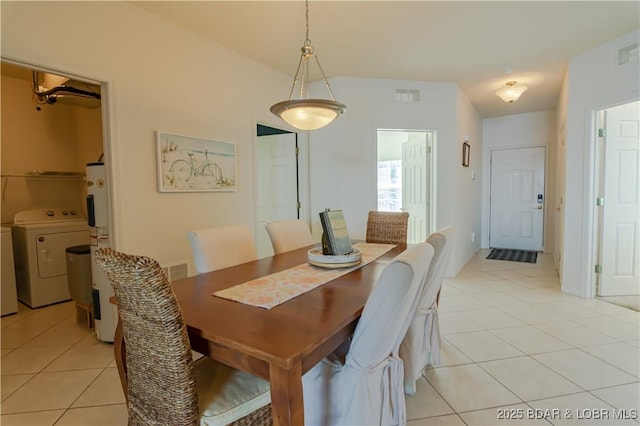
[618,42,638,66]
[395,89,420,102]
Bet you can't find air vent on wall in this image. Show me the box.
[395,89,420,102]
[161,261,189,282]
[618,42,638,66]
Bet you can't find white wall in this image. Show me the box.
[2,2,292,267]
[454,88,483,272]
[562,29,640,297]
[481,110,557,253]
[307,77,481,275]
[554,71,570,280]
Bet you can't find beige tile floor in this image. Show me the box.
[1,249,638,425]
[1,301,127,426]
[407,250,640,426]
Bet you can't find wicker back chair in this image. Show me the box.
[93,248,271,426]
[365,211,409,244]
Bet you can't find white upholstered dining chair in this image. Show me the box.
[302,242,435,426]
[93,248,271,426]
[264,219,315,254]
[399,226,456,395]
[187,224,257,274]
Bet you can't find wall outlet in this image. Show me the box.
[470,231,476,243]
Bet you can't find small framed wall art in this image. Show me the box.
[462,141,470,167]
[156,132,237,192]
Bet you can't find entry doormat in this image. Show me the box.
[487,249,538,263]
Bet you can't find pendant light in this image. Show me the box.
[495,81,528,103]
[270,0,346,131]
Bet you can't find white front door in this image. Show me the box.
[255,132,299,257]
[599,102,640,296]
[402,136,429,243]
[490,147,545,250]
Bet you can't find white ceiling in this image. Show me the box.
[134,1,639,118]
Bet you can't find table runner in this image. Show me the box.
[213,243,395,309]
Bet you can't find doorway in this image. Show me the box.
[595,100,640,299]
[376,129,434,243]
[0,60,107,224]
[255,124,304,258]
[489,146,546,250]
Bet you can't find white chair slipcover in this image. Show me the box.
[399,226,456,395]
[188,225,257,274]
[302,242,435,426]
[265,219,315,254]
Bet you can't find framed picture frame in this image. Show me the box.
[156,132,237,192]
[462,142,470,167]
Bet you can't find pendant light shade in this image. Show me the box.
[271,99,346,131]
[495,81,528,103]
[270,1,346,131]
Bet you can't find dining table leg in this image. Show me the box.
[268,361,304,426]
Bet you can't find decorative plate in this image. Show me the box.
[307,247,362,266]
[308,259,362,269]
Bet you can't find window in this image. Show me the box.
[377,160,402,211]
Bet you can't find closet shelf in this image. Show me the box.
[1,171,86,180]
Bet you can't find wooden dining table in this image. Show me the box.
[112,243,407,426]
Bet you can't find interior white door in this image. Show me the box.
[490,147,545,250]
[256,133,298,257]
[402,137,429,244]
[599,103,640,296]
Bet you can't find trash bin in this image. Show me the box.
[66,244,92,305]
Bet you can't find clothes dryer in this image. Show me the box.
[12,209,89,308]
[1,226,18,315]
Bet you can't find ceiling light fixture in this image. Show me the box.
[495,81,528,103]
[270,0,346,131]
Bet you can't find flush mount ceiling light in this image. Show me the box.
[270,0,346,131]
[495,81,528,103]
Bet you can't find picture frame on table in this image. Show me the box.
[319,209,354,255]
[156,132,237,192]
[462,141,470,167]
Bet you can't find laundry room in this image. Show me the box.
[1,62,103,315]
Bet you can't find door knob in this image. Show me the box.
[536,205,543,210]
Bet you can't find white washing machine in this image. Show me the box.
[12,209,89,308]
[1,226,18,315]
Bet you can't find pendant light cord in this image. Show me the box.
[282,0,340,103]
[305,0,310,46]
[270,0,347,130]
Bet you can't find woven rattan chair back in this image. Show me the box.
[366,211,409,245]
[94,248,199,425]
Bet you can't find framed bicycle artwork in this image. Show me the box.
[156,132,237,192]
